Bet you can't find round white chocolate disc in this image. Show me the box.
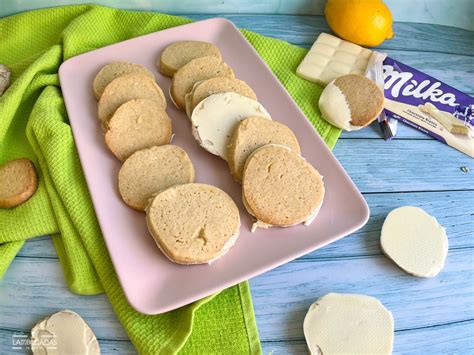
[31,310,100,355]
[381,206,448,277]
[303,293,394,355]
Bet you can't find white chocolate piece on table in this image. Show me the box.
[419,102,470,135]
[381,206,448,278]
[303,293,394,355]
[297,33,373,85]
[31,310,100,355]
[190,92,271,160]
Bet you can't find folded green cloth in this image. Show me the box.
[0,4,340,354]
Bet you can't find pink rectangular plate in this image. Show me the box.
[59,18,369,314]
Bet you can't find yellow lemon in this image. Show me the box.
[325,0,394,47]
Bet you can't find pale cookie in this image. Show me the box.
[381,206,448,277]
[98,73,166,129]
[0,158,37,208]
[146,183,240,264]
[184,81,203,118]
[191,92,271,160]
[228,116,301,182]
[170,56,234,110]
[158,41,222,77]
[319,74,384,131]
[31,310,100,355]
[105,99,172,161]
[185,77,257,117]
[242,144,324,231]
[118,145,195,211]
[93,61,155,100]
[304,293,394,355]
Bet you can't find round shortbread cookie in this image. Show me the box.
[242,144,324,229]
[170,56,234,110]
[186,77,257,117]
[118,145,195,211]
[191,92,271,160]
[93,61,155,100]
[184,81,202,118]
[0,158,37,208]
[98,74,166,129]
[104,99,173,161]
[319,74,384,131]
[158,41,222,77]
[146,183,241,264]
[304,293,394,355]
[381,206,448,278]
[228,116,301,182]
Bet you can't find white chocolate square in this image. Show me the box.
[297,33,373,85]
[317,32,342,47]
[311,43,336,57]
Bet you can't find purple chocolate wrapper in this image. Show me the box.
[383,57,474,126]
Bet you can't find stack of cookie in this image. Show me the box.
[93,61,240,265]
[158,41,325,232]
[94,61,171,160]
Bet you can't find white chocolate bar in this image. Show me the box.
[297,33,373,85]
[419,103,470,135]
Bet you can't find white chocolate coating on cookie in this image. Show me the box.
[191,92,271,160]
[318,81,361,131]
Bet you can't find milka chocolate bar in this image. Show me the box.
[383,57,474,157]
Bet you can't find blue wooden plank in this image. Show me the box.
[250,249,473,341]
[2,2,473,31]
[339,122,433,140]
[16,236,54,258]
[1,250,472,352]
[301,190,474,259]
[3,320,471,354]
[0,328,137,354]
[332,139,473,193]
[0,258,129,341]
[0,12,472,355]
[186,14,474,55]
[261,321,474,354]
[16,191,474,260]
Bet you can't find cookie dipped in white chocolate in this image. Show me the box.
[318,81,358,131]
[318,74,384,131]
[191,92,271,160]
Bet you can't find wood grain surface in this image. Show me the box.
[0,13,473,354]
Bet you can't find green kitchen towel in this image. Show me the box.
[0,4,340,354]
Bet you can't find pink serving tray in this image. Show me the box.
[59,18,369,314]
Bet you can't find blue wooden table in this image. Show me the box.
[1,12,473,355]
